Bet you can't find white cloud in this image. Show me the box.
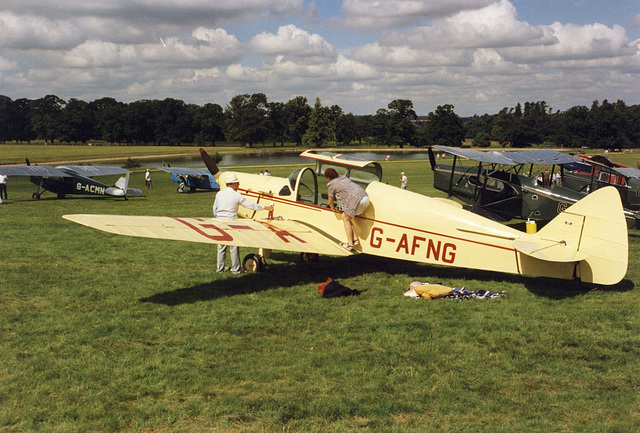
[57,28,243,69]
[0,11,83,49]
[0,0,638,116]
[380,0,555,50]
[0,56,19,72]
[499,22,636,63]
[250,25,336,60]
[339,0,495,30]
[0,0,306,26]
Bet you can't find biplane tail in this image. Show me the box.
[513,186,628,285]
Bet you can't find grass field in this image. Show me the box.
[1,149,639,432]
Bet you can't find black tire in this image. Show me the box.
[243,253,263,272]
[32,192,40,200]
[300,252,319,263]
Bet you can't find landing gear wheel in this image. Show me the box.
[32,192,40,200]
[300,252,319,263]
[243,253,264,273]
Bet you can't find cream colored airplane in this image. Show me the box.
[64,149,628,286]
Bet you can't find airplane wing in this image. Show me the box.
[0,165,131,177]
[157,167,213,177]
[58,166,131,177]
[433,145,581,166]
[63,214,353,256]
[0,165,70,176]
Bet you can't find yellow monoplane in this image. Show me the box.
[64,149,628,285]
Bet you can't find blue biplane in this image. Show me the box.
[158,166,222,192]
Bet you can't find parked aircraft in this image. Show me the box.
[157,166,222,192]
[428,145,588,221]
[64,149,628,286]
[563,154,640,211]
[429,146,640,228]
[0,165,142,199]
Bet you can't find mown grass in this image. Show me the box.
[1,155,639,432]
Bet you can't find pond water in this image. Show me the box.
[138,149,430,169]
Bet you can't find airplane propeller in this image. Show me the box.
[199,148,220,178]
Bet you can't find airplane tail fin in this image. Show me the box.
[514,186,627,285]
[115,173,129,191]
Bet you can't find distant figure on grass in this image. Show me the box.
[213,174,274,273]
[400,172,407,189]
[324,168,370,251]
[0,173,7,203]
[145,169,153,189]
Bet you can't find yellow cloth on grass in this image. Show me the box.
[413,284,453,299]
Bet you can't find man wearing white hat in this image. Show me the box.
[213,174,274,274]
[399,172,407,189]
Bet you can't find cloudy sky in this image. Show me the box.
[1,0,639,116]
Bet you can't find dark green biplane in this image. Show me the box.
[428,145,640,229]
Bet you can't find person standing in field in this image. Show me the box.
[400,172,408,189]
[213,174,273,273]
[0,174,7,203]
[145,169,153,189]
[324,168,370,251]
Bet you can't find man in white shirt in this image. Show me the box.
[0,174,7,203]
[213,174,274,273]
[400,172,407,189]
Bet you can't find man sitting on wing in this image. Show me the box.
[213,174,274,273]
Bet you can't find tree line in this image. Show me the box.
[1,94,638,149]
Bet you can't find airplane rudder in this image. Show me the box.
[539,186,628,285]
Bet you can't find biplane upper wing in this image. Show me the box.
[432,145,581,166]
[62,214,353,256]
[0,165,130,177]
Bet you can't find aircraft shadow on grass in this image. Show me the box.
[139,254,635,306]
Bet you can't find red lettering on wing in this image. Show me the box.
[172,217,233,241]
[258,221,306,243]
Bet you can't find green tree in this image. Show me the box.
[388,99,418,148]
[388,99,417,120]
[153,98,193,145]
[11,98,36,143]
[193,103,225,146]
[30,95,66,144]
[302,98,331,147]
[336,112,358,146]
[90,97,126,144]
[473,132,491,148]
[422,104,465,147]
[58,98,94,143]
[265,101,287,146]
[284,96,311,146]
[0,96,14,143]
[225,93,268,147]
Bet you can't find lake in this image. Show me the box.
[140,149,431,169]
